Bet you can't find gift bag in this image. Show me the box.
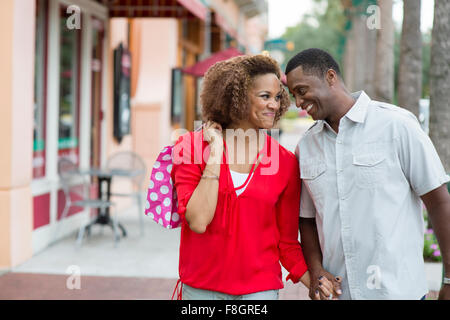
[145,146,181,229]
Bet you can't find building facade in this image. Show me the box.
[0,0,268,270]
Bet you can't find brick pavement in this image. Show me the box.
[0,272,310,300]
[0,272,440,300]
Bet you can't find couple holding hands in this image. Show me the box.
[171,48,450,300]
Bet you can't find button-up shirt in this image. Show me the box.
[296,91,450,299]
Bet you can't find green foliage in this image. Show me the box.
[281,0,347,70]
[283,109,299,120]
[281,0,431,101]
[423,210,442,262]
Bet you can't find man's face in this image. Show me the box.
[287,66,332,121]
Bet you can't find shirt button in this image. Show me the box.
[336,140,343,144]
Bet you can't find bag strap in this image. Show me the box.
[223,136,265,191]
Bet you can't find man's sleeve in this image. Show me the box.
[300,180,316,218]
[397,116,450,196]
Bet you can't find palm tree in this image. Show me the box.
[341,0,377,96]
[374,0,394,103]
[429,0,450,172]
[397,0,422,117]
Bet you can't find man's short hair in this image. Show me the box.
[285,48,341,79]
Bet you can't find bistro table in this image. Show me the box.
[78,167,145,238]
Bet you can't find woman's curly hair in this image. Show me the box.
[200,54,290,129]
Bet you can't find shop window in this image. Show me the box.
[58,6,81,165]
[33,0,48,179]
[171,68,184,125]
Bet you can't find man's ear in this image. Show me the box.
[326,69,338,87]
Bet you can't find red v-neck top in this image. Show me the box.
[171,130,308,295]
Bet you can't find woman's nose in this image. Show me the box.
[268,98,280,110]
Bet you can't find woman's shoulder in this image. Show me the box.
[267,135,296,161]
[173,130,209,165]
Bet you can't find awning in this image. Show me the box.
[214,12,237,39]
[182,47,288,86]
[107,0,207,20]
[182,47,244,77]
[176,0,207,21]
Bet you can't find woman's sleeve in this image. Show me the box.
[171,133,204,221]
[276,156,308,283]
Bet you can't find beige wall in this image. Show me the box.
[106,18,178,197]
[132,18,178,189]
[0,0,35,269]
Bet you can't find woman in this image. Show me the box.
[171,54,333,300]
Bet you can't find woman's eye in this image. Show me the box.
[261,94,270,99]
[275,95,281,101]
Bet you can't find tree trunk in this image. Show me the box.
[397,0,422,118]
[374,0,394,103]
[342,1,377,96]
[429,0,450,172]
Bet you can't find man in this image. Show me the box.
[286,48,450,300]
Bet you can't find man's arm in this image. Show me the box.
[299,217,342,299]
[421,184,450,300]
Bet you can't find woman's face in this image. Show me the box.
[245,73,282,130]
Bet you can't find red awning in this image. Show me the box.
[182,47,244,77]
[107,0,207,20]
[176,0,207,21]
[214,12,237,38]
[182,47,288,86]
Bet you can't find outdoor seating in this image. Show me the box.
[55,158,119,247]
[106,151,147,236]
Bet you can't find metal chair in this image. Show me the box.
[55,158,119,247]
[106,151,147,236]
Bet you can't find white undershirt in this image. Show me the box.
[229,169,253,196]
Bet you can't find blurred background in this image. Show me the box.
[0,0,448,299]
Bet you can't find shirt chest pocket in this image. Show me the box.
[352,152,386,189]
[300,160,327,200]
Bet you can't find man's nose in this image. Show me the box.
[295,96,304,108]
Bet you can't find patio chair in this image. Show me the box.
[106,151,147,235]
[54,158,119,247]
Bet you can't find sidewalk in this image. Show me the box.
[0,208,310,300]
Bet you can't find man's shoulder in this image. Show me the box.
[298,121,322,147]
[369,100,418,125]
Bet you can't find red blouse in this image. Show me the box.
[171,130,307,295]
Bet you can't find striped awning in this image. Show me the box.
[106,0,208,20]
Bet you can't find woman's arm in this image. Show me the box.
[184,122,223,233]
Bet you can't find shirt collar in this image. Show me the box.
[344,91,371,124]
[310,91,371,134]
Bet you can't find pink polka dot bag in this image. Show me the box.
[145,145,181,229]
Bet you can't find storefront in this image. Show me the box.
[0,0,267,270]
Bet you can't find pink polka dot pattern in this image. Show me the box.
[145,145,181,229]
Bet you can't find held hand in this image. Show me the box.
[203,121,223,148]
[310,268,343,300]
[438,284,450,300]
